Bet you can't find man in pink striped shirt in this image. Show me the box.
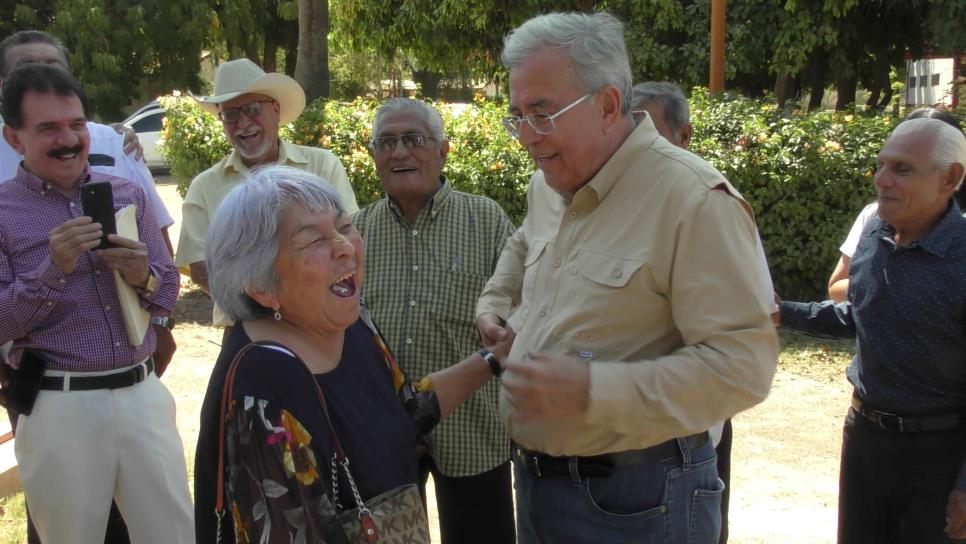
[0,63,192,543]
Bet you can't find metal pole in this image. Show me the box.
[710,0,726,93]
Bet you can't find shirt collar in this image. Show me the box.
[878,200,966,257]
[386,176,452,224]
[16,162,91,196]
[578,113,660,205]
[222,139,309,174]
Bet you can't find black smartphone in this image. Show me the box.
[80,182,116,250]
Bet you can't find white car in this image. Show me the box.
[123,102,167,172]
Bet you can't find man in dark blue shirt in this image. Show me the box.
[778,117,966,543]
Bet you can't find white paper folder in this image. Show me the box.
[112,205,150,346]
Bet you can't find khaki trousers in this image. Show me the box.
[14,369,193,544]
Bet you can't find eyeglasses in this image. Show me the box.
[631,110,648,122]
[369,134,438,154]
[218,100,274,124]
[502,94,591,138]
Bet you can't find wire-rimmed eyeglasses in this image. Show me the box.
[369,134,438,154]
[501,94,591,138]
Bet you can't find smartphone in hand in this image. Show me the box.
[80,182,116,250]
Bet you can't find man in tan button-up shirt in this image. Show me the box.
[476,12,778,544]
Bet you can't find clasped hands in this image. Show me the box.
[49,216,150,288]
[478,312,590,423]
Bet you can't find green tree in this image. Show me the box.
[331,0,599,98]
[4,0,213,120]
[295,0,330,102]
[210,0,299,75]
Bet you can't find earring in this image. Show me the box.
[274,310,282,321]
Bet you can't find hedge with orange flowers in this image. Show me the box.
[159,91,963,297]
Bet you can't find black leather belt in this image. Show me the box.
[851,394,964,433]
[516,431,710,479]
[40,359,154,391]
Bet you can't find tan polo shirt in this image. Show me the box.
[176,140,358,325]
[477,116,778,457]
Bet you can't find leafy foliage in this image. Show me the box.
[2,0,211,120]
[161,91,922,298]
[690,88,897,297]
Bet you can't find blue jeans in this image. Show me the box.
[514,438,723,544]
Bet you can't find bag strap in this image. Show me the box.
[214,342,259,515]
[214,339,381,543]
[298,349,381,543]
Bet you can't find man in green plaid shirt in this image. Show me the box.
[352,98,516,543]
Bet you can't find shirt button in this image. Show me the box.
[69,202,76,208]
[570,269,578,276]
[613,269,623,278]
[412,265,419,272]
[411,229,419,237]
[553,259,561,268]
[95,270,102,275]
[105,305,111,311]
[406,338,414,345]
[47,301,53,307]
[569,211,577,218]
[539,308,547,317]
[409,300,416,306]
[58,279,65,284]
[114,341,120,347]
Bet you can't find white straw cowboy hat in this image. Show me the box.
[191,58,306,125]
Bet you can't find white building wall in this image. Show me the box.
[906,58,955,106]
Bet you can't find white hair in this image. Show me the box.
[632,81,690,131]
[501,12,633,113]
[371,97,446,140]
[205,166,347,321]
[891,117,966,188]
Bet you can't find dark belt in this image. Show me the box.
[40,359,154,392]
[516,431,709,479]
[851,394,964,433]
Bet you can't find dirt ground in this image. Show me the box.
[157,177,851,544]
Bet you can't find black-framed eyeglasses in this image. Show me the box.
[218,100,275,124]
[501,94,591,138]
[369,134,438,154]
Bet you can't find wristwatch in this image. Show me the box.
[140,272,159,296]
[479,348,502,377]
[150,315,176,330]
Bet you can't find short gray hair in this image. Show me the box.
[205,166,347,321]
[501,12,633,114]
[632,81,690,132]
[890,117,966,188]
[371,98,446,140]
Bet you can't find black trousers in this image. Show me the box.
[419,455,515,544]
[839,407,966,544]
[717,418,733,544]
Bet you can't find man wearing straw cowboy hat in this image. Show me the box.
[177,58,357,326]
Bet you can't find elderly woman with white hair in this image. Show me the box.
[193,166,513,543]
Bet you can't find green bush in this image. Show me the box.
[690,89,897,298]
[159,91,910,298]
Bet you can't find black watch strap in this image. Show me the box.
[479,348,502,377]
